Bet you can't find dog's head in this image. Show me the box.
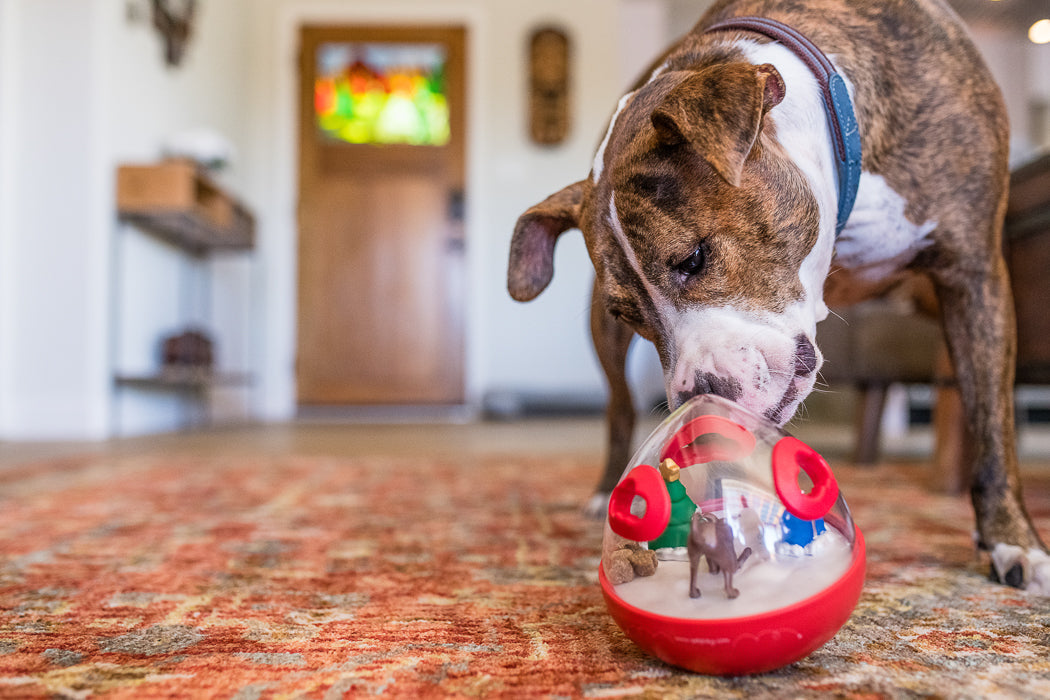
[508,61,834,425]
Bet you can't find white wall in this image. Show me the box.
[0,0,15,436]
[0,0,110,439]
[0,0,254,439]
[473,0,660,407]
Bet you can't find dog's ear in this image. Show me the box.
[508,180,587,302]
[651,62,785,187]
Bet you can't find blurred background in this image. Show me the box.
[1,0,1048,463]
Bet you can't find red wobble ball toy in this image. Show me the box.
[601,394,865,676]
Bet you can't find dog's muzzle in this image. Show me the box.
[673,334,820,424]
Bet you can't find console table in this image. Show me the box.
[113,160,255,428]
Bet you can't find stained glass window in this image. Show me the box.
[315,42,450,146]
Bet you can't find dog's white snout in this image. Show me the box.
[665,310,820,423]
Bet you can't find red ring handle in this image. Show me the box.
[607,464,671,542]
[660,415,757,467]
[772,436,839,520]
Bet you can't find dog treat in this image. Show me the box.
[604,542,659,584]
[627,544,658,577]
[603,549,637,585]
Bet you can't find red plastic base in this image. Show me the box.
[599,529,866,676]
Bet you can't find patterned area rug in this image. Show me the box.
[2,448,1050,698]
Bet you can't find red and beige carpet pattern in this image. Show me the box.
[2,449,1050,698]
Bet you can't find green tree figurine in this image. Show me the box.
[649,458,698,551]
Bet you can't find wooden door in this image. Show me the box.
[297,25,466,405]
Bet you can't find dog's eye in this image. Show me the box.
[675,247,705,277]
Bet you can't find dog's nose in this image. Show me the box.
[793,334,818,375]
[676,371,743,408]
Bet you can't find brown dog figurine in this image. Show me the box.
[689,513,752,599]
[508,0,1049,590]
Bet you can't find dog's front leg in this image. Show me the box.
[586,280,636,517]
[933,254,1048,588]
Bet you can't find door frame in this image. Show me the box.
[295,22,467,406]
[269,6,484,417]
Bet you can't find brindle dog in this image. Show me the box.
[508,0,1048,590]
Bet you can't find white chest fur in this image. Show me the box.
[835,172,937,282]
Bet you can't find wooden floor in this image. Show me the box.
[4,416,1050,474]
[0,418,620,472]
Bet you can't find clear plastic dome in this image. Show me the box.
[600,394,865,675]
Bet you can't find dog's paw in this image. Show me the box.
[989,544,1050,593]
[582,491,611,520]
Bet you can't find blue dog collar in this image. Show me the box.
[705,17,862,234]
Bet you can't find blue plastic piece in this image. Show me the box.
[781,512,827,548]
